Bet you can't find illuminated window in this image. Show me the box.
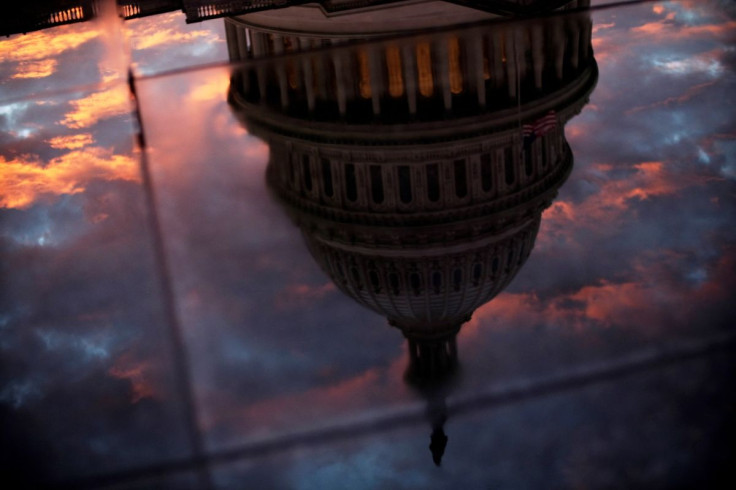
[416,42,434,97]
[448,37,464,94]
[386,45,404,97]
[357,49,372,99]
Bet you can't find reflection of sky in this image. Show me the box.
[1,1,735,487]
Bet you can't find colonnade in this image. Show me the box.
[269,125,567,214]
[226,13,592,118]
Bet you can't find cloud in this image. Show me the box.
[0,147,140,209]
[0,25,99,75]
[108,354,156,403]
[60,85,130,129]
[10,59,59,80]
[125,12,226,75]
[47,133,95,149]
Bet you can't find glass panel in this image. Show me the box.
[2,1,734,487]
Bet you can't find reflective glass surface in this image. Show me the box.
[1,1,734,488]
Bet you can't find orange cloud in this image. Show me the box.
[61,85,130,128]
[11,59,58,79]
[538,161,721,250]
[109,355,156,403]
[275,282,336,309]
[189,71,230,102]
[201,356,407,439]
[48,133,95,149]
[0,25,100,79]
[625,80,718,114]
[0,147,140,209]
[128,12,221,51]
[630,11,736,38]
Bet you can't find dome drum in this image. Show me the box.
[227,10,594,122]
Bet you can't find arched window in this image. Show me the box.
[452,268,462,292]
[481,154,493,192]
[302,155,312,191]
[345,164,358,202]
[504,147,515,186]
[288,153,296,186]
[410,272,422,296]
[335,260,346,284]
[432,271,442,294]
[398,166,412,203]
[350,267,363,290]
[524,144,534,177]
[370,166,384,204]
[454,159,468,198]
[389,272,400,296]
[321,158,333,197]
[427,164,440,202]
[369,269,381,293]
[472,263,483,286]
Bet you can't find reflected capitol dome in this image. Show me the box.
[227,0,597,383]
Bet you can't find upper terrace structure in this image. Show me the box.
[3,0,589,36]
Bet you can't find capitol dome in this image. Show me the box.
[227,0,597,378]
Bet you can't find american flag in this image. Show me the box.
[523,110,558,138]
[522,110,557,149]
